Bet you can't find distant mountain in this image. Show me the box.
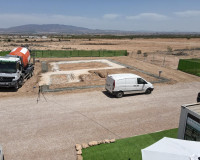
[0,24,199,35]
[0,24,131,34]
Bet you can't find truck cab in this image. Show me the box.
[0,56,23,89]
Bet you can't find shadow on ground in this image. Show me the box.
[0,88,17,92]
[102,91,146,98]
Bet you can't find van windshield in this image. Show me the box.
[0,61,17,73]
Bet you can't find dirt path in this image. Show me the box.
[0,81,199,160]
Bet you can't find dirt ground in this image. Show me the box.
[0,81,199,160]
[49,68,158,89]
[58,62,109,71]
[0,37,199,160]
[0,53,199,97]
[1,37,200,54]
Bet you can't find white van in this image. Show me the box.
[105,73,154,98]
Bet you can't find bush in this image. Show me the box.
[7,39,11,42]
[137,50,142,55]
[143,52,148,57]
[167,46,173,52]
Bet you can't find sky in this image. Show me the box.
[0,0,200,32]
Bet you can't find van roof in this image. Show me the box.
[108,73,140,80]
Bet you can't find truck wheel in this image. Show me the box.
[29,70,33,78]
[145,89,152,94]
[14,83,19,90]
[27,73,32,79]
[116,91,123,98]
[19,77,23,87]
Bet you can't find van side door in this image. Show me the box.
[137,78,147,91]
[117,79,126,91]
[125,78,137,91]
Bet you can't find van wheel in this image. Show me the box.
[116,91,123,98]
[145,89,152,94]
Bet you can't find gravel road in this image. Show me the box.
[0,81,199,160]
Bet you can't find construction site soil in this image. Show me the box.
[0,38,199,160]
[59,62,109,71]
[0,53,199,97]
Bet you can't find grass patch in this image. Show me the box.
[82,128,178,160]
[178,59,200,76]
[0,51,10,56]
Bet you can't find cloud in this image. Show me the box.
[126,13,168,21]
[103,14,120,19]
[175,10,200,17]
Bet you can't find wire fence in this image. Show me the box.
[0,50,127,58]
[32,50,127,57]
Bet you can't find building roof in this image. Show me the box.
[184,103,200,115]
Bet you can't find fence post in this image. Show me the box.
[162,56,166,66]
[152,54,155,63]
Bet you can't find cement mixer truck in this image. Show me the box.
[0,47,34,90]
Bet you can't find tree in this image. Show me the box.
[143,52,148,57]
[167,46,173,52]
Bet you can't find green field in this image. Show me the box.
[0,50,127,58]
[82,128,178,160]
[178,59,200,76]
